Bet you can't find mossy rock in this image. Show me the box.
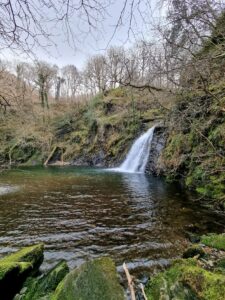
[52,257,125,300]
[0,244,44,300]
[201,233,225,250]
[182,245,205,259]
[145,258,225,300]
[15,260,69,300]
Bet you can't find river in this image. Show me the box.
[0,166,224,282]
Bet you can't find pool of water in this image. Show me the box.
[0,166,224,280]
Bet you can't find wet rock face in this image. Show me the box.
[146,126,167,175]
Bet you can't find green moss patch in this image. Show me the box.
[0,244,44,299]
[15,260,69,300]
[145,258,225,300]
[201,233,225,250]
[52,257,125,300]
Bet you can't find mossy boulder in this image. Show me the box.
[0,244,44,299]
[52,257,125,300]
[145,258,225,300]
[15,260,69,300]
[201,233,225,250]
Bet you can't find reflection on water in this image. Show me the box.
[0,166,224,279]
[0,185,19,195]
[121,173,150,198]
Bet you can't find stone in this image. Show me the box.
[15,260,69,300]
[0,244,44,300]
[52,257,125,300]
[145,258,225,300]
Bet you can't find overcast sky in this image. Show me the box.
[1,0,163,69]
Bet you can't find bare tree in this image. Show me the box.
[0,0,113,53]
[62,65,81,101]
[105,46,126,88]
[84,55,108,94]
[33,61,57,109]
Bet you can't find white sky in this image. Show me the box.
[1,0,163,69]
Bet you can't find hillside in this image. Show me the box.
[0,88,168,168]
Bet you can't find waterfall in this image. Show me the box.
[115,125,156,173]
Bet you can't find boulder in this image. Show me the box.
[52,257,125,300]
[0,244,44,300]
[145,258,225,300]
[15,260,69,300]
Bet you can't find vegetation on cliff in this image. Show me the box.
[160,12,225,209]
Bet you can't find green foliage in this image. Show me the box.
[162,87,225,204]
[201,233,225,250]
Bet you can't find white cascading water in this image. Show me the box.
[115,125,156,173]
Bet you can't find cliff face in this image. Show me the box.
[146,125,167,175]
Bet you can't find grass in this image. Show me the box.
[201,234,225,250]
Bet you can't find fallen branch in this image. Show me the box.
[140,283,148,300]
[123,262,136,300]
[44,146,57,166]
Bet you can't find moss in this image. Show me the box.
[16,260,69,300]
[1,244,44,266]
[52,257,125,300]
[145,259,198,300]
[145,259,225,300]
[0,261,32,281]
[162,86,225,205]
[201,233,225,250]
[183,264,225,299]
[0,244,44,299]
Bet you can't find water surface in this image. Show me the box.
[0,166,224,280]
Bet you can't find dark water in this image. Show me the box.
[0,166,224,280]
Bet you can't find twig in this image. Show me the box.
[140,283,147,300]
[123,262,136,300]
